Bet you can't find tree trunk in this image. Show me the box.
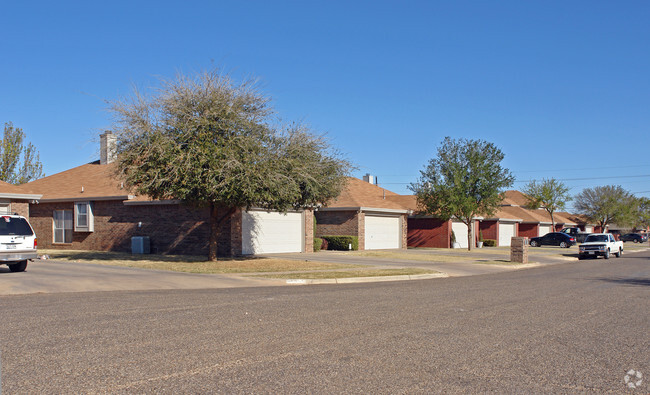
[208,202,220,261]
[550,211,556,231]
[208,203,238,261]
[466,221,472,251]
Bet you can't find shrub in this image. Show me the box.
[313,237,323,252]
[320,238,328,250]
[451,230,456,244]
[483,239,497,247]
[321,235,359,251]
[479,230,484,242]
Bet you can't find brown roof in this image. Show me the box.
[22,161,131,201]
[0,180,42,200]
[323,177,410,211]
[501,190,532,206]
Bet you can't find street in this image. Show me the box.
[1,251,648,393]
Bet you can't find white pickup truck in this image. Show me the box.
[578,233,624,260]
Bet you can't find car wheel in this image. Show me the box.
[615,248,622,258]
[559,241,568,248]
[578,255,584,260]
[604,249,610,259]
[633,239,638,243]
[8,261,27,272]
[530,240,538,247]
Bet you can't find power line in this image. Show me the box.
[514,174,650,183]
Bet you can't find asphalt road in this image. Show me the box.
[1,252,648,393]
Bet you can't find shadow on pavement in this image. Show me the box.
[592,277,650,287]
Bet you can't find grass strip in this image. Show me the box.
[39,249,360,274]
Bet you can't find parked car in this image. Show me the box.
[529,232,576,248]
[559,227,591,243]
[619,233,648,243]
[0,214,37,272]
[578,233,624,260]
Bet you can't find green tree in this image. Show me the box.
[522,178,571,230]
[410,137,514,250]
[635,197,650,229]
[574,185,636,231]
[109,69,351,260]
[1,122,44,184]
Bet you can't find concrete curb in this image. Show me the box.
[286,272,448,285]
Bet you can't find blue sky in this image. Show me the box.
[2,1,649,209]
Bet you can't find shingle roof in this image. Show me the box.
[501,190,531,206]
[22,161,131,201]
[0,180,42,200]
[323,177,410,211]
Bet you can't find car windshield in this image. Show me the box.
[585,235,607,243]
[0,217,34,236]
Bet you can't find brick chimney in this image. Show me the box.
[100,131,117,165]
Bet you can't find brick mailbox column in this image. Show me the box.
[510,237,529,263]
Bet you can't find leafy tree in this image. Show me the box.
[574,185,636,231]
[1,122,44,184]
[109,69,351,260]
[522,178,571,230]
[635,197,650,229]
[410,137,514,250]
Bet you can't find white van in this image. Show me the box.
[0,214,37,272]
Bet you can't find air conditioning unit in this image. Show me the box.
[131,236,150,254]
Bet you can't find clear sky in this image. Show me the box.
[2,1,649,209]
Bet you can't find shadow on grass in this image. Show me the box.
[592,277,650,287]
[41,250,263,263]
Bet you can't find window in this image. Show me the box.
[0,216,34,236]
[74,202,94,232]
[53,210,73,243]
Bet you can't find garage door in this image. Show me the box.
[242,211,303,255]
[452,221,469,248]
[538,225,552,236]
[498,223,516,247]
[585,226,594,233]
[365,215,401,250]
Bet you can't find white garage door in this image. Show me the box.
[242,211,303,255]
[538,225,552,236]
[452,221,469,248]
[365,215,401,250]
[498,223,516,247]
[585,226,594,233]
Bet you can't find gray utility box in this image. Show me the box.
[131,236,151,254]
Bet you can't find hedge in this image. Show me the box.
[313,237,323,252]
[483,239,497,247]
[321,235,359,251]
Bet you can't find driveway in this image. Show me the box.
[0,260,284,295]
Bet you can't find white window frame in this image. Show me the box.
[74,201,94,232]
[53,210,73,244]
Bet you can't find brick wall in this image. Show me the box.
[518,223,538,239]
[30,201,315,257]
[479,220,498,241]
[12,202,30,218]
[357,212,365,250]
[400,213,407,249]
[304,209,314,252]
[315,210,359,237]
[29,201,224,256]
[408,217,450,248]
